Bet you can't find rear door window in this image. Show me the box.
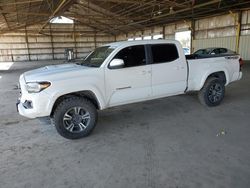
[151,44,179,64]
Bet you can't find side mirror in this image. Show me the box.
[109,59,125,69]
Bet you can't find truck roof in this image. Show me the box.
[105,39,180,48]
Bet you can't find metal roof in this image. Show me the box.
[0,0,250,35]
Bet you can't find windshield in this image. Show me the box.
[81,46,114,67]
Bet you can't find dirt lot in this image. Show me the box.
[0,61,250,188]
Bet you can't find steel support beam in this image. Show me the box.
[38,0,68,33]
[235,11,242,54]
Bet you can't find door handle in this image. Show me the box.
[174,66,180,70]
[174,66,185,70]
[142,70,151,75]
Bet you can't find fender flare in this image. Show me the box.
[199,68,229,90]
[47,86,106,116]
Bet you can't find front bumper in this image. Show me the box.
[17,75,52,119]
[17,92,52,119]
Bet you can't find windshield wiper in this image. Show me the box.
[80,62,98,67]
[86,64,99,67]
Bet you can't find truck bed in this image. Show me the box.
[186,53,238,60]
[186,54,241,92]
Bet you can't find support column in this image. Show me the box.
[163,25,166,39]
[94,31,97,48]
[190,19,195,53]
[235,11,242,54]
[25,27,31,61]
[49,24,54,60]
[73,22,77,59]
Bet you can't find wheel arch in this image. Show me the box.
[50,90,100,117]
[207,71,227,84]
[200,70,228,90]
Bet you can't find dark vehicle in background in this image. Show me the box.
[194,47,236,55]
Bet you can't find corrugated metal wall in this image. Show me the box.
[193,13,237,56]
[193,37,236,52]
[239,35,250,60]
[116,9,250,60]
[193,11,250,60]
[122,22,188,41]
[1,10,250,62]
[239,10,250,60]
[0,23,115,62]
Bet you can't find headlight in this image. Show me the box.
[26,82,51,93]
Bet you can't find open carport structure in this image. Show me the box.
[0,0,250,61]
[0,1,250,188]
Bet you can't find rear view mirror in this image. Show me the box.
[109,59,125,69]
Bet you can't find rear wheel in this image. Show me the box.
[52,96,97,139]
[198,77,225,107]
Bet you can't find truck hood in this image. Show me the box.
[23,63,91,82]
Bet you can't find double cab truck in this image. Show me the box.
[17,40,243,139]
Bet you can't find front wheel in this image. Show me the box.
[52,97,97,139]
[198,77,225,107]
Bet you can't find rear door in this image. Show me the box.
[149,43,187,97]
[105,45,152,106]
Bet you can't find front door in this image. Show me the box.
[105,45,152,107]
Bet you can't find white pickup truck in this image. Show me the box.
[17,40,243,139]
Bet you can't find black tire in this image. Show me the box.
[52,96,97,139]
[198,77,225,107]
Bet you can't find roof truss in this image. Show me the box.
[0,0,249,35]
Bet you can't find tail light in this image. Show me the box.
[239,58,243,71]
